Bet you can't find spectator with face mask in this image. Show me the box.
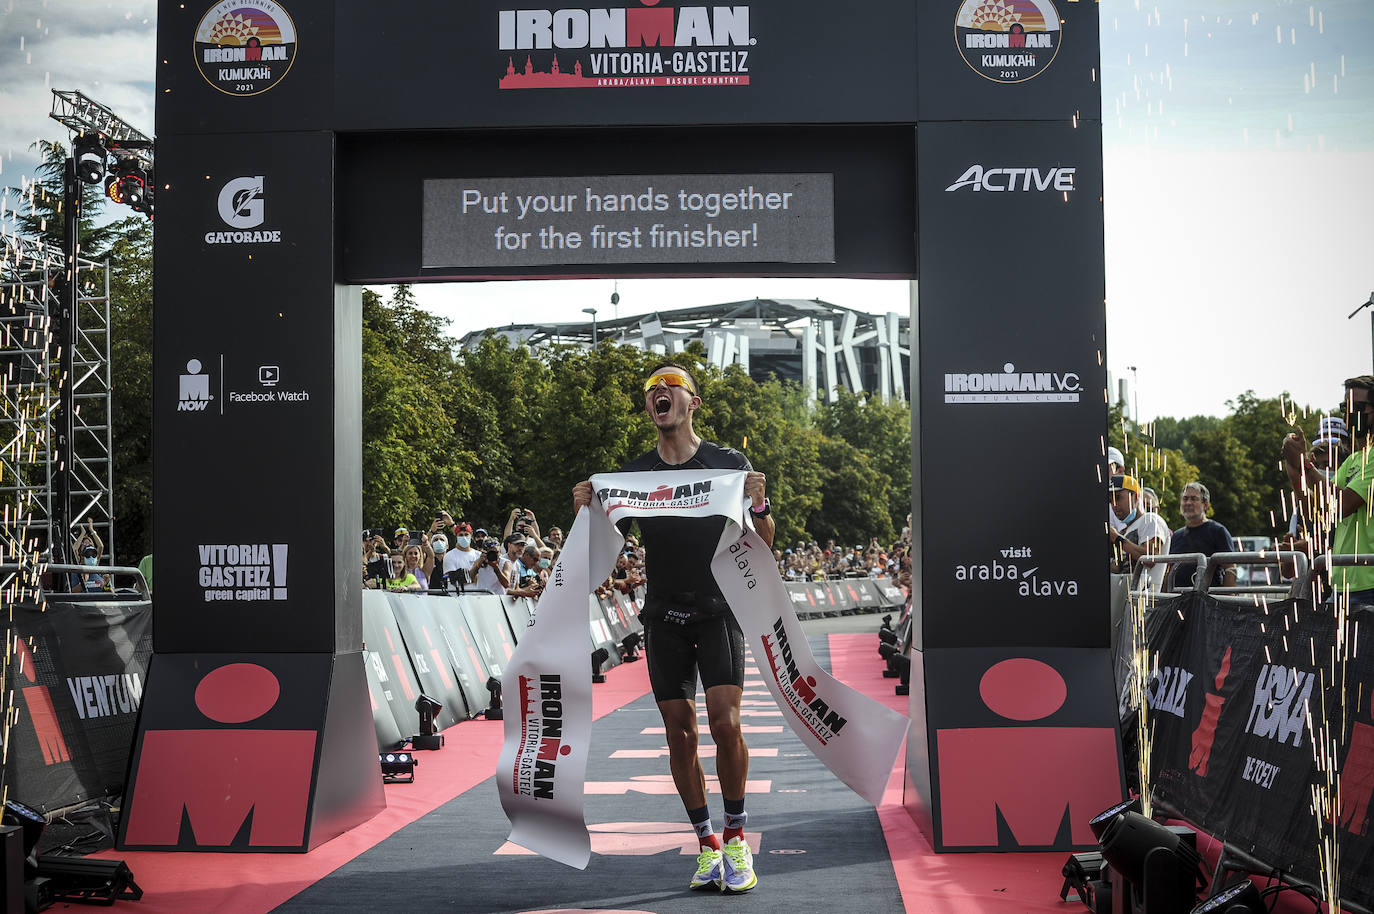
[443,521,479,592]
[1107,474,1171,591]
[71,518,106,592]
[471,535,512,595]
[537,546,555,585]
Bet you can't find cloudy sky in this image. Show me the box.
[1,0,1371,421]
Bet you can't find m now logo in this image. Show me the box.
[944,165,1076,192]
[499,4,751,50]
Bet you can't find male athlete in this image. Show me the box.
[573,363,773,893]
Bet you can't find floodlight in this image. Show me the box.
[413,694,444,750]
[72,134,107,184]
[1059,851,1109,910]
[2,800,45,875]
[1190,881,1265,914]
[35,855,142,904]
[1098,812,1201,913]
[592,647,610,683]
[107,158,152,214]
[483,676,504,720]
[1089,796,1143,841]
[620,632,642,662]
[379,751,418,783]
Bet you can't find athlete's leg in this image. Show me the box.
[658,697,707,809]
[705,684,747,800]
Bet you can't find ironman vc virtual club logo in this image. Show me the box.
[194,0,298,97]
[954,0,1061,84]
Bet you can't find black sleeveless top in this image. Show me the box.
[619,441,752,623]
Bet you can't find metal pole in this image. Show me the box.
[52,157,78,572]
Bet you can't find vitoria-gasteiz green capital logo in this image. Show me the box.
[954,0,1061,84]
[194,1,298,97]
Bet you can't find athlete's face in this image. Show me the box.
[644,371,699,430]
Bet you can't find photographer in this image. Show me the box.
[506,543,545,600]
[470,535,511,595]
[362,531,390,589]
[504,507,546,550]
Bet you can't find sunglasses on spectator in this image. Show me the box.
[643,372,696,395]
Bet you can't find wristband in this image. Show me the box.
[749,498,771,517]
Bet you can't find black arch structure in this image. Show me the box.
[120,0,1123,853]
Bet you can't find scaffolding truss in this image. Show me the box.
[1,229,113,562]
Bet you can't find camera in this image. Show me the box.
[484,540,501,563]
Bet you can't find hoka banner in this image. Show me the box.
[1137,593,1374,909]
[497,470,908,868]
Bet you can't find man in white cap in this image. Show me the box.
[1106,446,1128,535]
[1108,474,1171,590]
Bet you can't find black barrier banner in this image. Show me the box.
[384,595,469,730]
[502,596,535,641]
[460,598,519,679]
[361,592,423,737]
[598,593,631,644]
[5,601,152,814]
[430,602,497,719]
[1142,594,1374,908]
[362,634,405,750]
[588,599,622,672]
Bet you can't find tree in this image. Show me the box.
[814,390,911,534]
[3,140,122,258]
[814,437,894,547]
[107,218,154,561]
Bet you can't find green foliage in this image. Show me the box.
[3,140,122,257]
[814,389,911,535]
[106,218,154,561]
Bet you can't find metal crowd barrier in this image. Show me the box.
[1134,550,1374,606]
[0,563,150,601]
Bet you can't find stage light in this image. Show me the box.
[1098,812,1202,913]
[1089,796,1143,841]
[620,632,642,662]
[878,640,902,679]
[35,855,142,905]
[413,694,444,750]
[379,751,418,784]
[1190,880,1264,914]
[1059,851,1109,911]
[592,647,610,683]
[878,627,897,647]
[483,676,504,720]
[106,158,153,215]
[72,133,107,185]
[894,653,911,696]
[3,799,46,873]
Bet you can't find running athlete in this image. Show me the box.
[573,362,774,893]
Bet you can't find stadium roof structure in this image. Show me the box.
[457,297,910,404]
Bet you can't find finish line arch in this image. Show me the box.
[120,0,1122,853]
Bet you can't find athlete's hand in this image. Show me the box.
[744,471,767,507]
[572,480,593,513]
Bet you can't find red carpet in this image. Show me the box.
[829,633,1072,913]
[94,661,653,914]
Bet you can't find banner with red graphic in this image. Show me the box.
[5,600,152,814]
[497,469,908,868]
[1138,593,1374,908]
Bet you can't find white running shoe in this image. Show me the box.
[721,836,757,893]
[689,847,723,890]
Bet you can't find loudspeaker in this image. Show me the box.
[0,825,23,914]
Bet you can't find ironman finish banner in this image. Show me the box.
[497,470,908,867]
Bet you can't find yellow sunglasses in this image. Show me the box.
[643,371,697,396]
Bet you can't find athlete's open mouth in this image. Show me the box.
[654,395,671,415]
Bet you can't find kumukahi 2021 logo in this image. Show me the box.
[194,1,298,97]
[954,0,1061,84]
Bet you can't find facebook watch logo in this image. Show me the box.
[218,176,265,228]
[178,358,214,412]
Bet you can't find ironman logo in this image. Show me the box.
[954,0,1061,84]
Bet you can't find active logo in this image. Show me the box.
[197,543,289,602]
[497,3,754,89]
[954,0,1061,84]
[178,358,215,412]
[944,362,1081,403]
[194,0,298,97]
[207,176,283,244]
[944,165,1076,193]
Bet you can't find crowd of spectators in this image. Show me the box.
[362,505,910,603]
